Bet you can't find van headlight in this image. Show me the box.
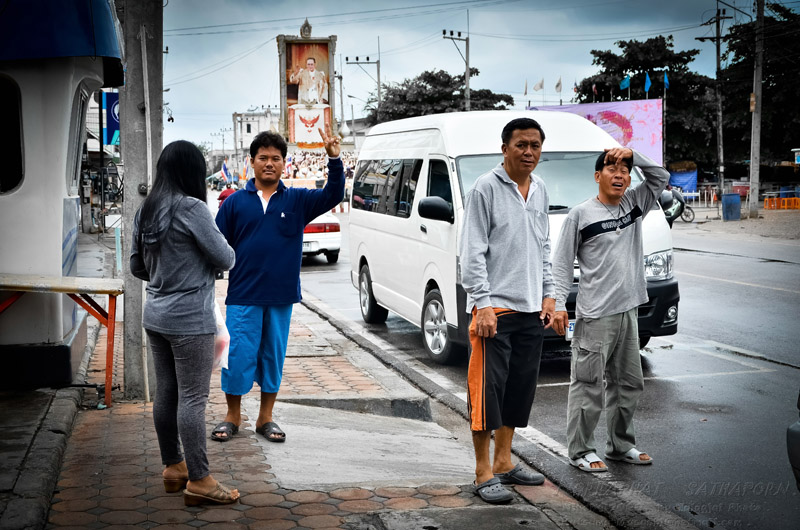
[644,250,673,280]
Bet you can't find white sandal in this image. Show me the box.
[569,452,608,473]
[606,448,653,465]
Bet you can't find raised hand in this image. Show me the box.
[318,127,341,158]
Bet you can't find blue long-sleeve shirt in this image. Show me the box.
[216,157,345,306]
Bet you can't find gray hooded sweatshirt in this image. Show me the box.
[130,195,235,335]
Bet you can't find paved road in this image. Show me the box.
[302,213,800,529]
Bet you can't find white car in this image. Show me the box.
[303,211,341,263]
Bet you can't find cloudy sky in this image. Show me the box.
[161,0,771,148]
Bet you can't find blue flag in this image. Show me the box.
[619,75,630,90]
[664,71,670,89]
[645,72,652,92]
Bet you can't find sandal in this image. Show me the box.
[494,463,545,485]
[474,477,513,504]
[183,481,239,506]
[163,477,188,493]
[606,448,652,465]
[211,421,239,442]
[569,452,608,473]
[256,421,286,443]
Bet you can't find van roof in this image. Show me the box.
[364,110,619,157]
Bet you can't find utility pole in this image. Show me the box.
[443,17,471,111]
[748,0,764,217]
[696,5,732,196]
[345,46,381,122]
[335,55,345,135]
[120,0,163,400]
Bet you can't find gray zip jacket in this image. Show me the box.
[552,151,669,319]
[460,163,555,313]
[130,195,235,335]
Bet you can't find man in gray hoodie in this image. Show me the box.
[460,117,557,504]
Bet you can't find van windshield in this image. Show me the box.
[456,152,644,210]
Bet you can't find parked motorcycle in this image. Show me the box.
[659,188,686,228]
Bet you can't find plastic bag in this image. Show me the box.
[213,301,230,369]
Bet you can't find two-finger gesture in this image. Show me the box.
[318,127,340,158]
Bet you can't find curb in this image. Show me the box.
[300,296,697,530]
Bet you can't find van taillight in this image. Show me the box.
[304,223,340,233]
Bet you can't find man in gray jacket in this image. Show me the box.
[552,147,669,472]
[460,117,556,504]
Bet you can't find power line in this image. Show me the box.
[472,23,700,42]
[165,38,275,87]
[164,0,505,33]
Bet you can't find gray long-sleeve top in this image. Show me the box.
[459,163,555,313]
[552,151,669,319]
[130,195,235,335]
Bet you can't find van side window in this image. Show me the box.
[0,76,23,193]
[396,159,421,218]
[381,159,404,216]
[352,158,423,217]
[427,160,452,205]
[352,160,387,213]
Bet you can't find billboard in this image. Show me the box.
[530,99,663,165]
[103,91,119,146]
[278,29,337,149]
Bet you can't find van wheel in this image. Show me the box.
[421,289,461,365]
[326,251,339,264]
[639,336,650,349]
[359,264,388,324]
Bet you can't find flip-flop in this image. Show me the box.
[606,448,652,465]
[256,421,286,443]
[474,477,513,504]
[210,421,239,442]
[569,452,608,473]
[494,463,545,485]
[183,481,239,506]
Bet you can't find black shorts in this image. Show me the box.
[467,308,544,432]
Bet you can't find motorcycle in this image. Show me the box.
[659,188,687,228]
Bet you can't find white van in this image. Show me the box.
[348,110,679,364]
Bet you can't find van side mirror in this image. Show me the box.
[418,196,454,224]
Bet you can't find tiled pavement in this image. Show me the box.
[45,284,602,529]
[44,304,480,529]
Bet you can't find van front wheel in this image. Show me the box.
[421,289,461,364]
[359,264,388,324]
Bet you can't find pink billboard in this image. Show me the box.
[530,99,663,165]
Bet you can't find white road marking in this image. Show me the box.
[676,271,800,295]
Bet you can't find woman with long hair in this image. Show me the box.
[130,140,239,506]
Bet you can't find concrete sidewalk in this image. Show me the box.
[0,232,612,530]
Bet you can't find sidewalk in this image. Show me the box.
[0,233,613,529]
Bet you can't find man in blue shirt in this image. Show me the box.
[212,128,344,442]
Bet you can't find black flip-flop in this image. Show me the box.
[256,421,286,443]
[211,421,239,442]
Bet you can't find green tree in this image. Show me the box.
[578,36,716,168]
[720,4,800,166]
[363,68,514,126]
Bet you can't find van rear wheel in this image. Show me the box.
[421,289,462,365]
[359,264,388,324]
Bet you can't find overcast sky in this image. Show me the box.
[161,0,776,149]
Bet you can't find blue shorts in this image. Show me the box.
[221,304,293,395]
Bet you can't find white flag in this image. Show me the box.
[555,77,562,93]
[533,78,544,91]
